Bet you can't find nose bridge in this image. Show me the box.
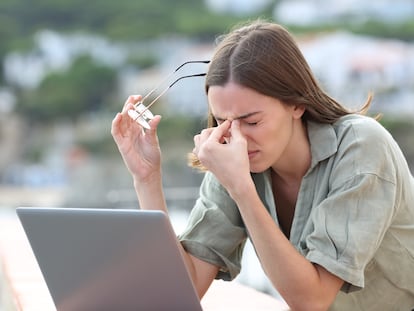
[236,120,250,140]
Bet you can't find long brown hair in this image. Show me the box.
[189,20,372,169]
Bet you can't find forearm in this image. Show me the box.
[133,172,168,213]
[229,182,341,311]
[133,174,217,298]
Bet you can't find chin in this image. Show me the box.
[249,163,269,174]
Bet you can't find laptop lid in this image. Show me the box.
[16,207,202,311]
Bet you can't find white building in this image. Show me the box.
[298,31,414,115]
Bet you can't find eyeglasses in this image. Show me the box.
[128,60,210,129]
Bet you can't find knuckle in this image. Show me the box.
[200,128,209,136]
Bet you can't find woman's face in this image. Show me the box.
[208,82,305,173]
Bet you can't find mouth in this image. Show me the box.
[248,150,259,159]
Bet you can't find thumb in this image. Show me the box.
[147,115,162,132]
[145,115,162,142]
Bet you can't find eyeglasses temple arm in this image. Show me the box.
[174,60,210,72]
[169,73,206,88]
[134,72,207,122]
[139,61,210,103]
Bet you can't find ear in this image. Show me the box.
[292,105,306,120]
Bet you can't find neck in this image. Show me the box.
[271,121,311,185]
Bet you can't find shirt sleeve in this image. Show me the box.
[304,118,398,292]
[178,172,247,281]
[305,173,396,292]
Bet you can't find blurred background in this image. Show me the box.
[0,0,413,298]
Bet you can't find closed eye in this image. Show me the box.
[213,111,262,126]
[244,118,260,126]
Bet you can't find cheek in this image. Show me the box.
[253,124,286,149]
[240,126,264,145]
[267,122,294,154]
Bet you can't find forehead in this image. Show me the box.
[207,83,265,119]
[207,83,259,116]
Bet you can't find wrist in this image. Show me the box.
[227,177,256,202]
[133,171,162,188]
[132,172,168,212]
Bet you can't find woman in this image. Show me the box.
[112,20,414,310]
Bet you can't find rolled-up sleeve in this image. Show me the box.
[178,172,247,280]
[301,117,399,292]
[304,173,396,291]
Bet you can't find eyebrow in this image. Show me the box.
[214,111,261,122]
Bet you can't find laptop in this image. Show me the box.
[16,207,202,311]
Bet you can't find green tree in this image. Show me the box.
[18,55,117,122]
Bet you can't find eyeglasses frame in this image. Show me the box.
[128,60,210,129]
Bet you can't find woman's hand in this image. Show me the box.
[193,120,251,192]
[111,95,162,184]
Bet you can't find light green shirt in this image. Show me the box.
[178,114,414,310]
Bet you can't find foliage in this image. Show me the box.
[1,0,251,122]
[380,116,414,172]
[349,19,414,41]
[157,114,207,145]
[17,55,117,122]
[71,113,207,158]
[380,117,414,134]
[4,0,414,125]
[126,53,159,70]
[0,0,246,48]
[2,0,413,72]
[286,18,414,41]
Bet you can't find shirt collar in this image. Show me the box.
[307,120,338,169]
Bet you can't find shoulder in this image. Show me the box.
[333,114,392,145]
[308,114,398,175]
[332,114,398,159]
[307,115,393,168]
[330,114,400,183]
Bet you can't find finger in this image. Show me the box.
[147,115,162,133]
[208,120,232,142]
[124,108,146,133]
[143,115,162,144]
[111,113,124,144]
[198,127,215,143]
[112,109,143,143]
[122,95,142,113]
[193,127,214,155]
[230,119,243,139]
[192,133,202,155]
